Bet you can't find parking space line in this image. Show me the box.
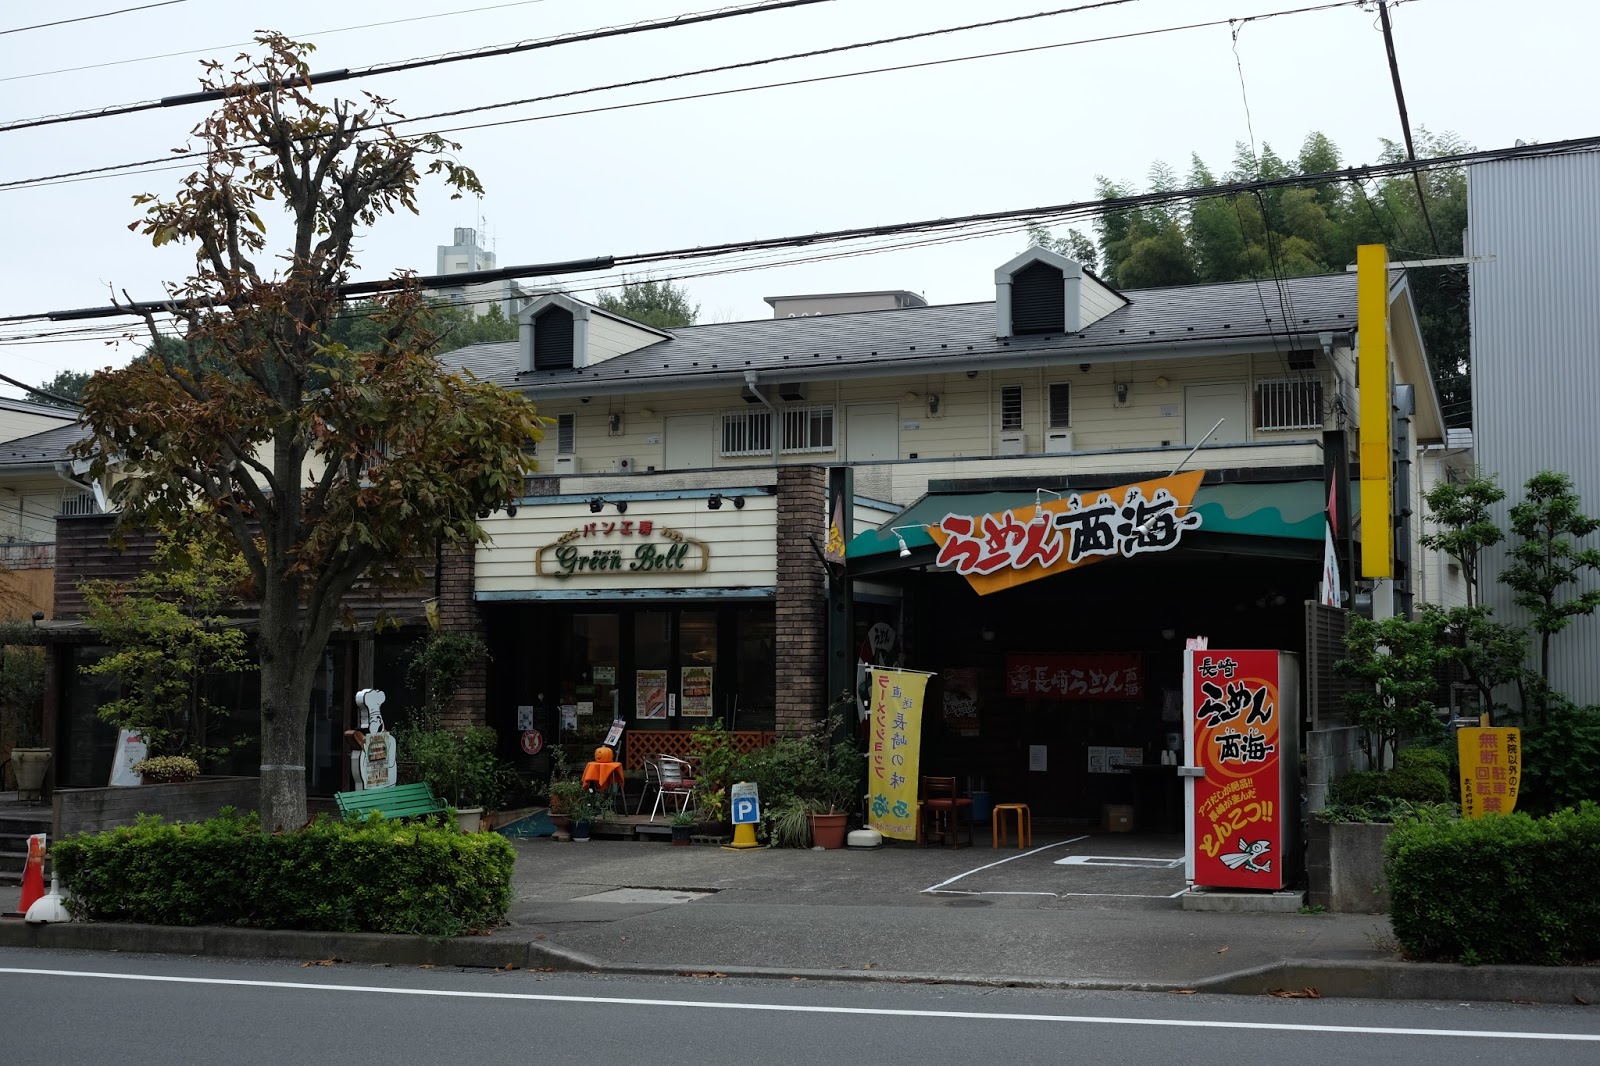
[921,836,1089,894]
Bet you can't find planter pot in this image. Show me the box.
[572,820,592,842]
[11,748,50,802]
[809,812,849,850]
[670,824,693,846]
[455,806,484,833]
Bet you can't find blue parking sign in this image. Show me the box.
[730,781,760,825]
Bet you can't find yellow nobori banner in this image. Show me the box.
[867,667,930,841]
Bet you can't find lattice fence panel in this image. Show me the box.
[625,731,775,770]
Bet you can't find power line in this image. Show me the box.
[0,0,837,133]
[1,0,558,84]
[0,0,1382,193]
[0,0,184,36]
[1376,0,1440,253]
[6,134,1595,328]
[0,371,81,407]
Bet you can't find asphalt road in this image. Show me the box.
[2,947,1596,1065]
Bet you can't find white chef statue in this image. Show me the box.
[345,688,397,790]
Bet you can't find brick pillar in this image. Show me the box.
[775,465,828,734]
[437,544,489,730]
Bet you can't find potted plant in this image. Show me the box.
[807,731,864,851]
[132,754,201,784]
[570,790,607,843]
[0,636,50,801]
[670,808,695,846]
[400,725,513,832]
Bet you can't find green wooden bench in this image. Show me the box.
[335,782,448,822]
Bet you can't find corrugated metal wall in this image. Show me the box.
[1468,153,1600,705]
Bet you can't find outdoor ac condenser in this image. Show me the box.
[553,455,580,474]
[613,457,636,473]
[998,431,1026,456]
[1044,430,1074,454]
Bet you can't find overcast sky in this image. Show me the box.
[0,0,1587,400]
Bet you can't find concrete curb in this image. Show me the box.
[1193,959,1600,1005]
[1,922,1595,1005]
[0,921,601,973]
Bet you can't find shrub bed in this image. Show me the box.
[1386,803,1600,964]
[1330,765,1451,806]
[52,810,514,936]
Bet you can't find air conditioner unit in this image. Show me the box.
[553,455,580,475]
[778,381,807,402]
[613,457,636,473]
[1044,429,1074,454]
[998,431,1026,456]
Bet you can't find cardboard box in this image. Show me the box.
[1102,804,1136,833]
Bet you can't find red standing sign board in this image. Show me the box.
[1187,649,1296,890]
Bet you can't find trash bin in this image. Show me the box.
[969,790,993,823]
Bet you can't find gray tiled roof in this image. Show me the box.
[0,420,90,466]
[442,273,1357,395]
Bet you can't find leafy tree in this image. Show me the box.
[324,299,517,356]
[1500,471,1600,724]
[1034,129,1473,423]
[1024,222,1098,274]
[34,370,91,409]
[79,526,253,762]
[1421,471,1505,608]
[1336,613,1447,769]
[73,35,541,829]
[596,275,698,330]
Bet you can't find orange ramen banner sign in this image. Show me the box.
[925,471,1205,596]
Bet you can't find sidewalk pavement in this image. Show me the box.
[498,832,1394,989]
[7,829,1599,1004]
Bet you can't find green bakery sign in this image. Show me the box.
[536,520,710,579]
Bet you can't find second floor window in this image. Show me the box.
[1000,384,1024,432]
[1048,382,1072,428]
[557,413,576,454]
[1254,379,1324,431]
[721,406,836,457]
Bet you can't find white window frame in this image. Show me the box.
[999,384,1024,432]
[720,409,773,457]
[781,405,835,454]
[1047,382,1072,429]
[721,405,837,457]
[1253,378,1324,432]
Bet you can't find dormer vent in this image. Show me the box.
[994,246,1128,339]
[1011,260,1066,335]
[532,306,574,370]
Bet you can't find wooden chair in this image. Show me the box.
[920,776,973,847]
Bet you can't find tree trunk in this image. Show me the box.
[258,648,315,831]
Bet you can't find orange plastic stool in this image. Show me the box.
[992,803,1032,849]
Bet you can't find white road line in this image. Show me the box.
[0,967,1593,1042]
[921,835,1090,893]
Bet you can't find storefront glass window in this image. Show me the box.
[565,613,619,725]
[734,607,776,729]
[678,610,717,720]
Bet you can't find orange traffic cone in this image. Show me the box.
[16,833,46,915]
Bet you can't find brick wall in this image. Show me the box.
[775,466,827,733]
[437,544,488,730]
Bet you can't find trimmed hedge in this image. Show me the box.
[52,810,515,936]
[1386,803,1600,964]
[1329,765,1451,806]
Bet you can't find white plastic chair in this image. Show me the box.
[649,755,696,821]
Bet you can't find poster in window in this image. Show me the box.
[680,666,714,717]
[594,666,617,686]
[635,670,668,720]
[942,667,980,736]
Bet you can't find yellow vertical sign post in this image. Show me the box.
[1356,243,1393,578]
[1457,727,1521,817]
[867,667,930,841]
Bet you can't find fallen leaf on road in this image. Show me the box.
[1266,988,1321,999]
[1168,989,1198,995]
[675,971,728,979]
[417,964,434,970]
[1216,945,1229,954]
[864,963,876,970]
[302,959,341,967]
[1575,995,1590,1006]
[530,967,558,973]
[500,964,518,972]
